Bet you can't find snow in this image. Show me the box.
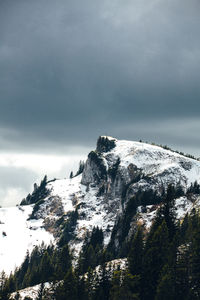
[174,197,193,219]
[106,139,200,188]
[137,205,158,229]
[0,205,54,274]
[88,258,128,280]
[47,175,83,213]
[70,183,120,256]
[47,173,121,257]
[11,282,51,300]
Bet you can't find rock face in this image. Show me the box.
[96,136,116,153]
[82,136,142,203]
[82,136,200,208]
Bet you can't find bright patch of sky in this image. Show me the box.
[0,151,87,207]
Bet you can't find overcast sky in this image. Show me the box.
[0,0,200,206]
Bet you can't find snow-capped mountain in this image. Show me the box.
[1,136,200,274]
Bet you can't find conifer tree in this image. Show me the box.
[77,275,88,300]
[128,226,143,275]
[36,283,44,300]
[155,264,175,300]
[109,270,122,300]
[175,244,190,300]
[54,268,78,300]
[120,271,140,300]
[39,251,54,283]
[189,222,200,299]
[142,220,170,300]
[161,184,177,241]
[0,271,9,300]
[94,262,110,300]
[110,270,140,300]
[54,244,71,280]
[180,213,189,243]
[85,267,95,300]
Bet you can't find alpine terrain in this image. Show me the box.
[0,136,200,300]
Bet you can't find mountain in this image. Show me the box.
[1,136,200,275]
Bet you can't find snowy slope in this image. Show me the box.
[46,174,118,255]
[47,175,83,213]
[104,137,200,188]
[11,282,51,300]
[0,205,54,274]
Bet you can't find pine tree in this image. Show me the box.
[110,270,140,300]
[94,262,110,300]
[54,268,78,300]
[0,271,9,300]
[77,228,104,274]
[142,220,170,300]
[85,267,95,300]
[180,213,189,243]
[162,184,177,241]
[120,271,140,300]
[39,251,54,283]
[0,271,7,294]
[54,244,71,280]
[175,244,190,300]
[36,283,44,300]
[16,251,30,289]
[77,275,88,300]
[189,222,200,299]
[128,226,143,275]
[155,264,175,300]
[74,161,85,177]
[109,270,122,300]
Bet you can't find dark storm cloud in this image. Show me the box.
[0,0,200,152]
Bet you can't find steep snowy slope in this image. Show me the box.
[1,136,200,274]
[0,205,54,274]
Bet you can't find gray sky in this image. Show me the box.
[0,0,200,206]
